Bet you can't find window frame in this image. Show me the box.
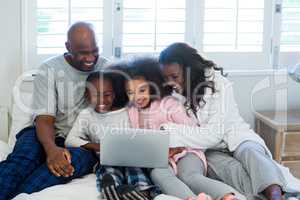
[23,0,107,70]
[193,0,273,70]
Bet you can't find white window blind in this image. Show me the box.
[24,0,300,70]
[36,0,103,54]
[281,0,300,52]
[121,0,186,54]
[203,0,264,52]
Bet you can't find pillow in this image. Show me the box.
[0,106,9,143]
[0,140,12,161]
[8,79,34,148]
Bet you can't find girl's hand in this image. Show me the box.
[81,143,100,152]
[169,147,185,158]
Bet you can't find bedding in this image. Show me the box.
[12,177,179,200]
[8,85,33,148]
[13,174,100,200]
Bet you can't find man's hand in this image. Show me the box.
[169,147,185,158]
[46,146,74,177]
[35,115,74,177]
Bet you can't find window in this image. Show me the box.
[121,0,185,54]
[196,0,270,69]
[203,0,264,52]
[36,0,103,54]
[278,0,300,67]
[281,0,300,52]
[23,0,103,70]
[23,0,300,71]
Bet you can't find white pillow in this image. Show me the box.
[0,140,12,161]
[0,106,9,143]
[8,83,34,148]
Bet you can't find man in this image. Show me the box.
[0,22,107,200]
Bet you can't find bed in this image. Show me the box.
[3,75,299,200]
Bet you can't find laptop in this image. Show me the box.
[100,128,169,168]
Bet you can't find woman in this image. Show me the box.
[157,42,300,200]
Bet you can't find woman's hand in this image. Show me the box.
[169,147,185,158]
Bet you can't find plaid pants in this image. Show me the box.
[0,126,98,200]
[96,165,161,197]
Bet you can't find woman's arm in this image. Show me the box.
[221,78,266,151]
[163,97,224,149]
[161,123,224,149]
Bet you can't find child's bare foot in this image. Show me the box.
[263,184,283,200]
[186,193,212,200]
[197,193,212,200]
[222,193,237,200]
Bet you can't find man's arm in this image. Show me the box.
[35,115,74,177]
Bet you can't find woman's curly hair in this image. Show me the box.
[159,42,226,115]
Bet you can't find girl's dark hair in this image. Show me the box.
[86,69,128,108]
[159,42,226,114]
[122,57,172,101]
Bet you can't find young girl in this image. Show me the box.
[158,42,300,200]
[65,69,157,200]
[121,57,241,200]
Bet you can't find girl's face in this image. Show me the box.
[87,78,115,113]
[125,77,151,109]
[161,63,185,94]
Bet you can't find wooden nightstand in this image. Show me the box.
[254,111,300,178]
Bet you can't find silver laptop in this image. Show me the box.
[100,128,169,168]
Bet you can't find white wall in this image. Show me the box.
[229,73,300,128]
[0,0,22,108]
[0,0,300,134]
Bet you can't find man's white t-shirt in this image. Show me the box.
[32,54,108,138]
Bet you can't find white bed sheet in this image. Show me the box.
[13,174,100,200]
